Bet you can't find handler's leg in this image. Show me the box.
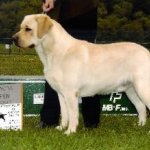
[40,81,60,128]
[81,95,100,128]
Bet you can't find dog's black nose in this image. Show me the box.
[12,34,18,43]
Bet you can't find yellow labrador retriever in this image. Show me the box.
[13,14,150,135]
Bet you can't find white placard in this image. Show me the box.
[0,84,23,130]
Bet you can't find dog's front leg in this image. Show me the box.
[64,93,79,135]
[56,94,68,131]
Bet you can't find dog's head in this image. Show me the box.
[12,14,53,48]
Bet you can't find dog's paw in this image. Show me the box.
[138,120,146,126]
[64,128,76,135]
[56,126,63,131]
[138,117,146,126]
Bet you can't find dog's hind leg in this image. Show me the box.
[134,80,150,114]
[56,94,68,131]
[63,92,79,135]
[125,86,147,126]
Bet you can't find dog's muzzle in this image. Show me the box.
[12,34,35,48]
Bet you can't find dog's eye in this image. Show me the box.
[25,28,32,32]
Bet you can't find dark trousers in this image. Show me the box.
[40,82,60,126]
[40,8,100,127]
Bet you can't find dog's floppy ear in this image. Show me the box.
[35,14,53,38]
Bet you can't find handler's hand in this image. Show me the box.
[43,0,55,13]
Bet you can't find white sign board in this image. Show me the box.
[0,84,23,130]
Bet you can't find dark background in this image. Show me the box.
[1,0,150,44]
